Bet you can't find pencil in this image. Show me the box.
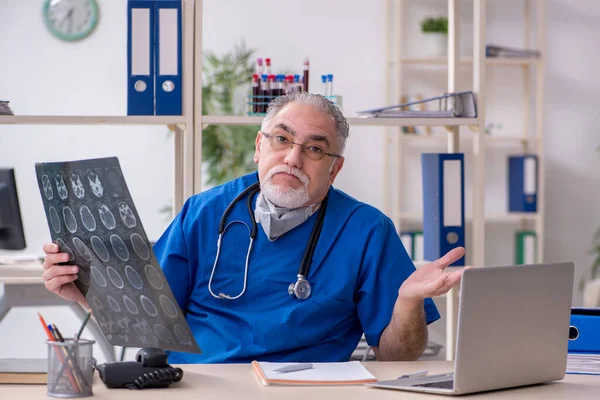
[75,309,92,341]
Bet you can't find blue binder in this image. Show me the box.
[127,0,155,115]
[568,308,600,353]
[155,0,182,115]
[508,155,538,213]
[421,153,465,266]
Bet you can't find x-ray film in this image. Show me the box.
[35,157,200,354]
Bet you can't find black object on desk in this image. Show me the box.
[97,348,183,390]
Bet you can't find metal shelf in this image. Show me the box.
[401,56,540,66]
[0,115,186,125]
[201,115,479,127]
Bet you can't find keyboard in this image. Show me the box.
[413,380,454,389]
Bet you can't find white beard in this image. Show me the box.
[261,165,310,209]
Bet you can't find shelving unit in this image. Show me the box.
[387,0,545,360]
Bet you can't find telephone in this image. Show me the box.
[97,347,184,390]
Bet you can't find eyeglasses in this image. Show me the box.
[261,131,341,161]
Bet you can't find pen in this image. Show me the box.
[273,363,314,374]
[398,370,428,379]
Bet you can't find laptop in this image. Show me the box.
[368,262,574,395]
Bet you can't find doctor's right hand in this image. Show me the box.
[42,242,89,309]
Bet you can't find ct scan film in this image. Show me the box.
[35,157,200,354]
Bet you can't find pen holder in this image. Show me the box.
[46,338,96,398]
[246,94,343,116]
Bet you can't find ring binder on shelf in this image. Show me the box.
[127,0,155,116]
[422,153,465,266]
[155,0,182,116]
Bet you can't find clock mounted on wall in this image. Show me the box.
[42,0,99,42]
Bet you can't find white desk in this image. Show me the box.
[0,263,116,362]
[1,361,599,399]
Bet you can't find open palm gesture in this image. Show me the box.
[398,247,467,302]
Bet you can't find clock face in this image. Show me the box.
[43,0,99,42]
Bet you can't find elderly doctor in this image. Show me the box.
[42,92,465,364]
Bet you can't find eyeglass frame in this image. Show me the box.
[260,131,342,161]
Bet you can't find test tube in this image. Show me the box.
[303,58,310,92]
[327,74,334,96]
[321,75,327,96]
[252,74,259,113]
[260,74,269,112]
[265,58,272,75]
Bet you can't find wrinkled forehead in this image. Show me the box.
[266,103,337,144]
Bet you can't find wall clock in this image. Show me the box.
[42,0,99,42]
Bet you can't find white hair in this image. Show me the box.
[260,92,350,153]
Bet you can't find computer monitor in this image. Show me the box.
[0,168,26,250]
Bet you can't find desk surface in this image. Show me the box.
[0,263,44,284]
[1,361,599,399]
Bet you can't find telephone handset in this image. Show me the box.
[97,347,184,389]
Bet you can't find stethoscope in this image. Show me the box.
[208,181,328,301]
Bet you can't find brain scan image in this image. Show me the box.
[90,236,110,262]
[106,266,125,289]
[91,296,104,310]
[159,294,179,318]
[42,175,53,200]
[131,233,150,260]
[125,265,144,289]
[123,295,139,315]
[91,265,107,287]
[140,295,158,317]
[145,264,164,290]
[49,206,61,233]
[62,206,78,233]
[79,205,97,232]
[117,202,137,228]
[78,268,91,286]
[154,324,174,343]
[56,238,75,262]
[87,172,104,197]
[70,173,85,199]
[72,237,93,261]
[107,295,122,313]
[107,170,125,196]
[98,203,116,230]
[174,325,193,346]
[110,234,130,261]
[55,174,68,200]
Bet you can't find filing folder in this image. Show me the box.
[515,230,537,265]
[422,153,465,266]
[568,308,600,353]
[399,232,414,260]
[127,0,155,115]
[155,0,182,115]
[508,155,538,213]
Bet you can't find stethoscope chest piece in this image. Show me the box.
[289,275,311,300]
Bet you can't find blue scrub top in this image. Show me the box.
[154,172,439,363]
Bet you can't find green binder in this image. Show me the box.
[515,230,537,265]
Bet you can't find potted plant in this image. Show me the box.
[420,16,448,57]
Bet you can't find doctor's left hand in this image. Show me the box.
[397,247,467,303]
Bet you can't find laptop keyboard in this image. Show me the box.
[413,380,454,389]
